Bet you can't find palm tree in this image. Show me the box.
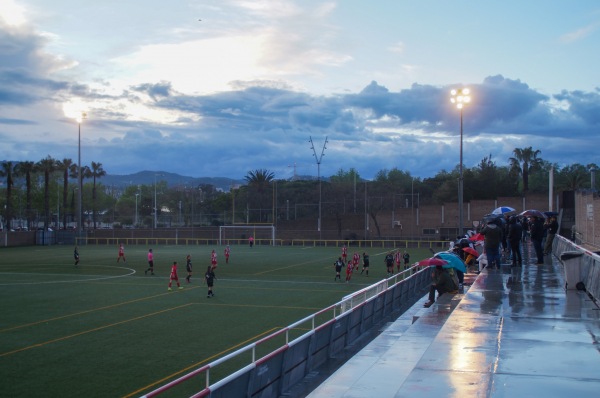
[556,164,589,191]
[244,169,275,222]
[57,159,77,229]
[36,156,57,229]
[509,147,543,193]
[0,161,16,230]
[14,161,36,229]
[88,161,106,229]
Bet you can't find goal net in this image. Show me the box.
[219,225,276,246]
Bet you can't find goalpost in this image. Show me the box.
[219,225,276,246]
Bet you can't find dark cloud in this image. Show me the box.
[0,117,36,125]
[131,82,174,100]
[554,88,600,125]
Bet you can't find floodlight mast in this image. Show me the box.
[309,136,328,240]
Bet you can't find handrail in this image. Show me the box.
[140,266,426,397]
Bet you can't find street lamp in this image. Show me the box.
[135,193,139,227]
[76,111,87,234]
[153,173,165,228]
[450,88,471,237]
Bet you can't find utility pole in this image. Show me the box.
[309,136,328,240]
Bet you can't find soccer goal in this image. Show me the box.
[219,225,276,246]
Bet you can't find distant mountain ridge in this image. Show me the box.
[100,171,244,191]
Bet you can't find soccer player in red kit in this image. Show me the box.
[168,261,183,291]
[117,243,126,263]
[395,250,402,272]
[224,245,231,264]
[211,249,218,269]
[352,252,360,271]
[341,245,348,262]
[345,260,353,283]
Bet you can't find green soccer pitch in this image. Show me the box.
[0,244,431,397]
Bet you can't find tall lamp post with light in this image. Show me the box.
[450,88,471,237]
[135,192,139,227]
[76,111,87,234]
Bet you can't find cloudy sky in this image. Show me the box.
[1,0,599,181]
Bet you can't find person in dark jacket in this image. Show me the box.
[543,216,559,255]
[529,216,545,264]
[507,216,523,266]
[424,265,456,308]
[482,221,503,269]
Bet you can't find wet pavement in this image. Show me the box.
[307,242,600,397]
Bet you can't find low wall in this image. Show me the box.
[554,235,600,305]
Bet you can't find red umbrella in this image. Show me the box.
[418,257,448,267]
[469,233,485,242]
[462,247,479,257]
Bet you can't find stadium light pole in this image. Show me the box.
[309,136,328,240]
[135,192,139,227]
[154,173,162,229]
[76,111,87,234]
[450,88,471,237]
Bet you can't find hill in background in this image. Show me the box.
[101,171,244,191]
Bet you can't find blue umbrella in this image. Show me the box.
[434,251,467,273]
[491,206,515,215]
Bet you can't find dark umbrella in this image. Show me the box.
[520,209,547,218]
[544,211,559,217]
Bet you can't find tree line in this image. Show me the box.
[0,147,597,231]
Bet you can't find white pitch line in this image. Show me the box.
[0,265,136,286]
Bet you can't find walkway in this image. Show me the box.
[307,242,600,397]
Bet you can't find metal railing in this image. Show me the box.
[140,267,429,397]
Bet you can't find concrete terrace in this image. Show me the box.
[306,241,600,398]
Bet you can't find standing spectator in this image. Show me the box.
[403,251,410,270]
[167,261,183,291]
[185,254,193,283]
[333,257,343,281]
[543,216,559,255]
[117,243,126,263]
[224,245,231,264]
[210,249,218,269]
[507,217,523,266]
[248,236,254,248]
[204,265,216,298]
[529,216,545,264]
[145,248,155,275]
[423,265,457,308]
[481,220,502,269]
[384,252,394,276]
[360,252,370,276]
[74,246,80,267]
[521,217,530,242]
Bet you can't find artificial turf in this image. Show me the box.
[0,244,431,397]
